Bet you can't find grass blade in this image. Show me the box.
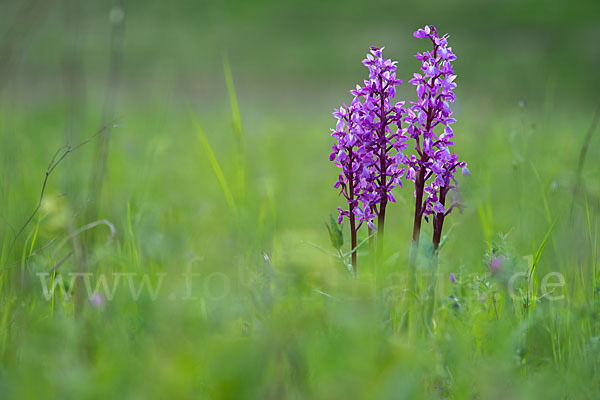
[190,112,237,215]
[223,55,246,199]
[529,216,558,282]
[223,55,243,142]
[477,201,492,243]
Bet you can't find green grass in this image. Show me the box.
[1,0,600,398]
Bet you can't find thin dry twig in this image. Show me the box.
[0,238,57,271]
[49,251,74,274]
[0,219,116,274]
[53,219,116,256]
[10,123,117,250]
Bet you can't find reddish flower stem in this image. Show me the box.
[432,187,448,252]
[349,213,357,272]
[348,148,358,273]
[412,167,426,245]
[376,77,388,258]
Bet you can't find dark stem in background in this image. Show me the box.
[432,187,448,252]
[87,0,125,222]
[0,0,46,92]
[61,0,87,156]
[62,0,88,308]
[570,101,600,222]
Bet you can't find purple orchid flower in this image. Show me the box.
[405,25,467,252]
[331,46,408,271]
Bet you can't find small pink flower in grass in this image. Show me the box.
[489,257,502,273]
[90,292,105,308]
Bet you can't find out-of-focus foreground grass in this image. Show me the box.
[0,0,599,398]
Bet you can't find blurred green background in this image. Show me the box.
[0,0,599,398]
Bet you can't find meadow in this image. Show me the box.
[1,0,599,398]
